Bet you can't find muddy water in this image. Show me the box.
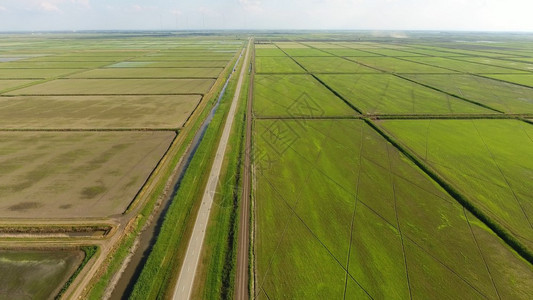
[109,48,245,300]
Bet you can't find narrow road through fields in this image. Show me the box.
[173,38,251,300]
[235,40,254,300]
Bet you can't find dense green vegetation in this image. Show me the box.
[293,56,377,73]
[452,57,533,72]
[349,56,453,73]
[403,56,526,73]
[252,38,533,299]
[485,74,533,87]
[318,74,492,114]
[255,56,306,73]
[379,119,533,251]
[254,119,533,299]
[403,74,533,113]
[254,74,354,117]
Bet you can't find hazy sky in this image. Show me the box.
[0,0,532,32]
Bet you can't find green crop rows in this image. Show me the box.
[252,38,533,299]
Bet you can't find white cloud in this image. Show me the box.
[40,1,61,12]
[0,6,7,12]
[239,0,263,13]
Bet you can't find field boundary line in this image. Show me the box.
[364,119,533,264]
[254,113,533,120]
[463,208,502,299]
[297,42,507,114]
[403,234,489,298]
[259,170,374,299]
[273,43,365,114]
[470,120,532,229]
[445,56,533,74]
[474,73,533,89]
[394,74,504,113]
[385,142,413,299]
[343,125,364,299]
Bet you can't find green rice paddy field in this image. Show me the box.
[253,38,533,299]
[254,119,532,299]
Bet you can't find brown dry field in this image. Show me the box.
[0,95,201,129]
[6,78,215,95]
[0,131,175,218]
[68,67,222,79]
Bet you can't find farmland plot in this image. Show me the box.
[360,48,425,57]
[403,74,533,113]
[0,61,109,69]
[108,60,229,68]
[403,57,527,74]
[0,79,34,91]
[379,119,533,250]
[455,57,533,72]
[282,48,333,57]
[6,78,215,95]
[255,56,306,73]
[0,250,83,299]
[293,56,377,73]
[317,74,492,114]
[69,67,222,79]
[0,131,175,218]
[0,95,200,129]
[253,74,355,117]
[349,56,453,73]
[484,74,533,88]
[317,48,379,57]
[254,119,533,299]
[254,48,287,57]
[0,68,82,79]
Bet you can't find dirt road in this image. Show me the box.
[172,38,251,300]
[235,39,254,300]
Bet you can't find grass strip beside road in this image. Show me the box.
[193,54,250,300]
[55,245,98,299]
[128,47,246,299]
